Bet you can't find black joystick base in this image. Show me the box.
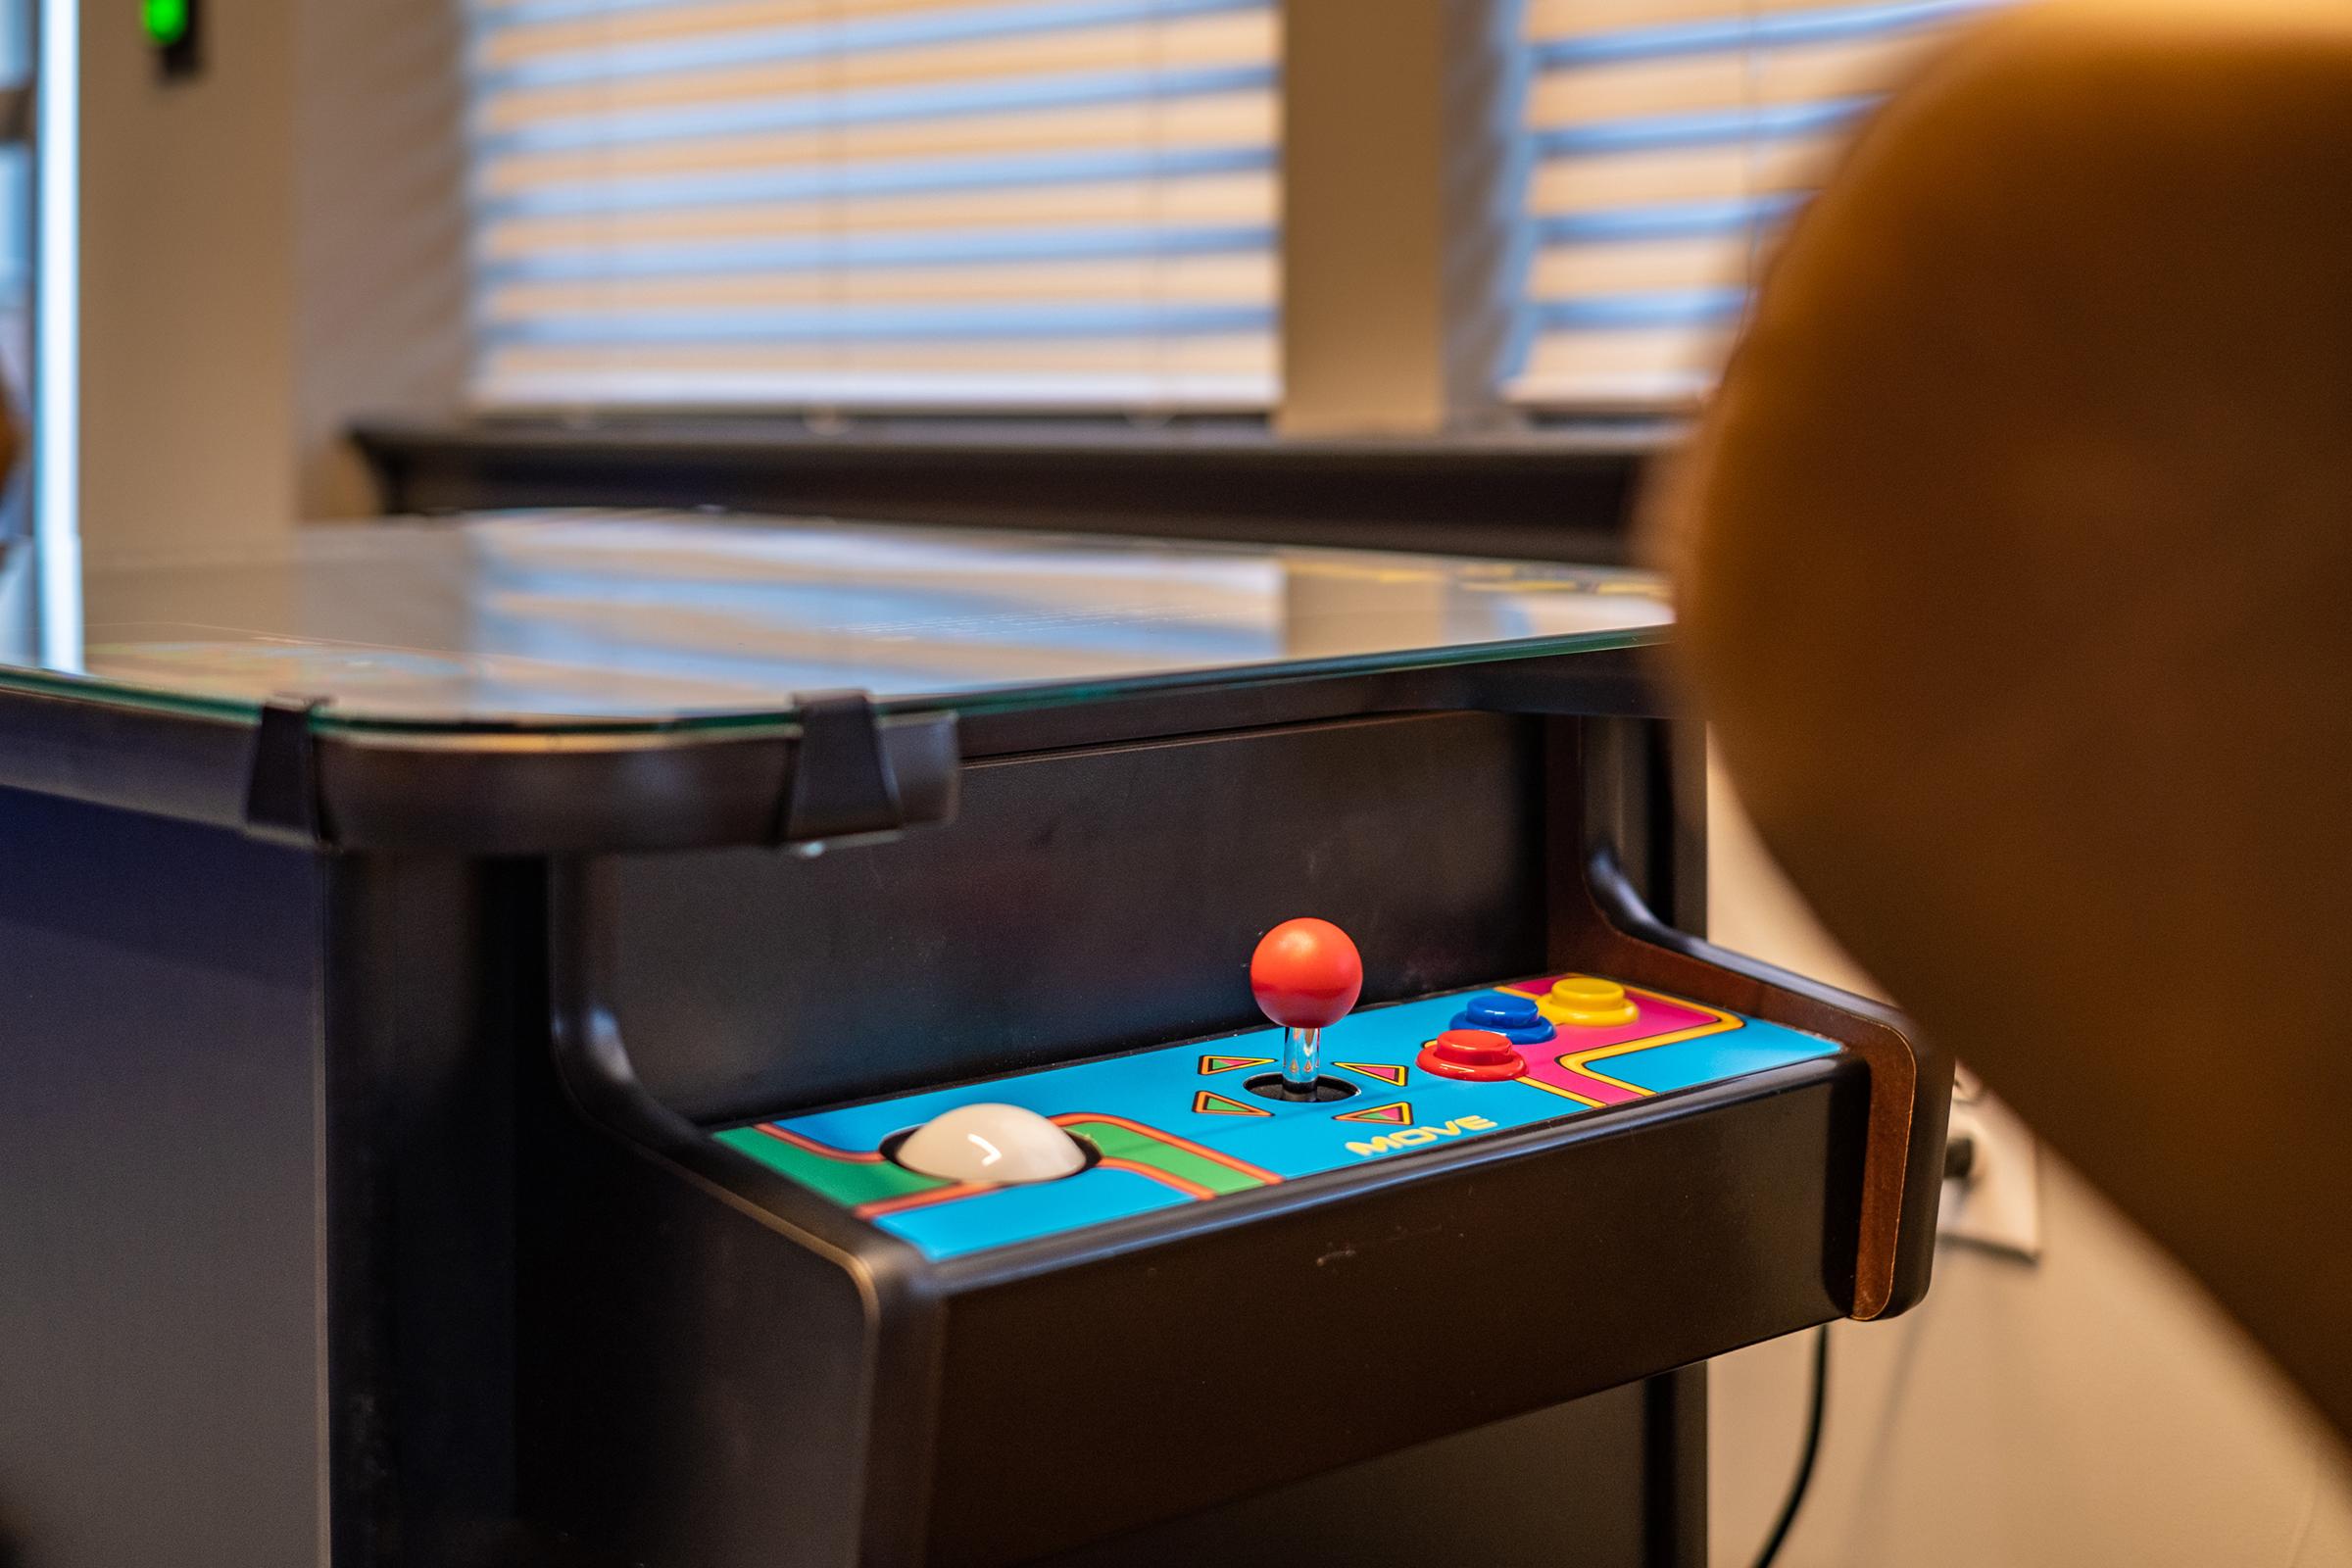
[1244,1073,1357,1104]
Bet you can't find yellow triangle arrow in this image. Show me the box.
[1332,1101,1413,1126]
[1199,1054,1276,1076]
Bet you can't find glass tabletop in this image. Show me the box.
[5,511,1673,732]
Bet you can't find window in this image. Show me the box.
[466,0,1280,412]
[1505,0,1993,409]
[460,0,1997,425]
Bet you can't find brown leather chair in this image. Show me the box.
[1662,0,2352,1444]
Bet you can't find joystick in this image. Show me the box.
[895,1103,1089,1185]
[1250,917,1363,1101]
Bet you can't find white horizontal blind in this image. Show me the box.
[1507,0,1995,409]
[466,0,1279,411]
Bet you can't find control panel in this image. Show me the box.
[715,920,1840,1260]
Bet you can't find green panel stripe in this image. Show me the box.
[1067,1120,1268,1197]
[715,1126,947,1205]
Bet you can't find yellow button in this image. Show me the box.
[1540,976,1639,1028]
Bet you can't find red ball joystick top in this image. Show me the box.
[1251,918,1363,1100]
[1250,917,1364,1030]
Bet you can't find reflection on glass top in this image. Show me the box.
[8,512,1673,730]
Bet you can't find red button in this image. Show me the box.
[1417,1028,1526,1082]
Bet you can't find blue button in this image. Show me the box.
[1449,992,1556,1045]
[1462,993,1539,1028]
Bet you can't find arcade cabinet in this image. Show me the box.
[0,512,1948,1567]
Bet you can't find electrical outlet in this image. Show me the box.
[1938,1068,2042,1260]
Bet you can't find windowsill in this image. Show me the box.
[350,416,1682,564]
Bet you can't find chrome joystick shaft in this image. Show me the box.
[1282,1025,1322,1098]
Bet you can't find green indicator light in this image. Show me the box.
[143,0,189,48]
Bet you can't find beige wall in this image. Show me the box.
[1706,760,2352,1567]
[291,0,468,516]
[74,0,468,555]
[1278,0,1450,435]
[1277,0,1522,436]
[77,0,298,560]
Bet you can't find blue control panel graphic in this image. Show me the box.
[715,973,1839,1260]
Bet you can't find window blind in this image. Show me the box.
[466,0,1279,411]
[1506,0,1993,409]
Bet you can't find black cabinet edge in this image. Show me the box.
[0,682,960,857]
[0,642,1672,854]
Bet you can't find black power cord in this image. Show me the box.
[1749,1326,1832,1568]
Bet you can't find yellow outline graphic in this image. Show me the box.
[1198,1054,1275,1076]
[1510,980,1744,1103]
[1332,1060,1408,1087]
[1192,1090,1272,1118]
[1331,1101,1413,1126]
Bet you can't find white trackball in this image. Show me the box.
[894,1102,1088,1185]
